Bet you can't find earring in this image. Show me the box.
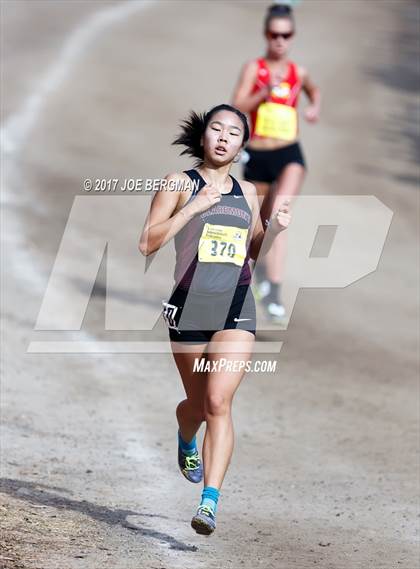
[233,153,241,163]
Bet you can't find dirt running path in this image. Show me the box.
[1,1,418,568]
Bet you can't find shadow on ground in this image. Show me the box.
[0,478,198,552]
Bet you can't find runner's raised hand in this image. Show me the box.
[189,184,221,214]
[268,199,292,233]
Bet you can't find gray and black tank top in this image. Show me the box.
[174,169,252,294]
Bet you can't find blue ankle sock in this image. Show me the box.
[178,430,197,456]
[200,486,220,514]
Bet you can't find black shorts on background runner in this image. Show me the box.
[244,142,306,184]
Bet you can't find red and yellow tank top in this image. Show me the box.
[250,58,301,141]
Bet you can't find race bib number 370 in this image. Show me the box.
[254,102,297,141]
[198,223,248,267]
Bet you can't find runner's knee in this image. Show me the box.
[204,393,230,418]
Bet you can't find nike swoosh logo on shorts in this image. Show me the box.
[233,317,252,322]
[233,195,243,198]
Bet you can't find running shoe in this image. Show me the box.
[178,446,203,483]
[252,279,271,302]
[265,301,287,322]
[191,505,216,535]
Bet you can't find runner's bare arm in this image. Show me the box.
[242,181,276,261]
[138,173,192,256]
[231,61,270,113]
[299,66,321,122]
[139,174,222,256]
[242,181,291,260]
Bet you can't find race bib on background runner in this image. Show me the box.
[198,223,248,267]
[254,102,297,141]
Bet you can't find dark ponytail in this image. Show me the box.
[264,3,295,32]
[172,110,206,164]
[172,104,250,166]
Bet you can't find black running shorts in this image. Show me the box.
[162,285,256,344]
[243,142,306,184]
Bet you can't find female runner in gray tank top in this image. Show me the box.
[139,104,291,536]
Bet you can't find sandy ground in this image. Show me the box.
[1,1,419,568]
